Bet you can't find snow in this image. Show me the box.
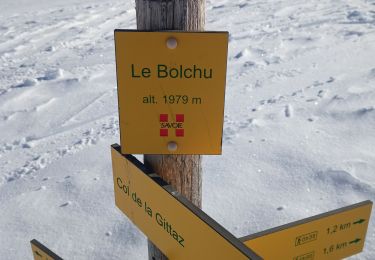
[0,0,374,259]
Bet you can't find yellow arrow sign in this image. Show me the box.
[30,239,63,260]
[111,144,261,259]
[241,200,372,259]
[114,30,228,155]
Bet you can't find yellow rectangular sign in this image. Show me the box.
[114,30,228,154]
[241,200,372,259]
[30,239,63,260]
[111,144,261,259]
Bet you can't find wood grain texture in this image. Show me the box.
[143,155,202,207]
[136,0,205,31]
[135,0,205,259]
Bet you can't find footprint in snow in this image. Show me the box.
[368,68,375,79]
[284,105,293,118]
[317,90,325,98]
[11,78,38,88]
[212,4,225,10]
[326,77,335,83]
[238,119,254,129]
[291,89,303,97]
[10,69,64,89]
[25,21,37,25]
[35,186,46,191]
[312,81,324,87]
[237,3,248,8]
[37,68,64,81]
[343,31,364,38]
[242,61,257,69]
[60,201,72,207]
[314,169,374,194]
[234,48,251,60]
[45,46,56,52]
[346,10,369,23]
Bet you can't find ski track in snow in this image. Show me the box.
[0,0,134,185]
[1,115,119,184]
[1,0,375,259]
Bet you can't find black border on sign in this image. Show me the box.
[111,144,262,260]
[240,200,372,242]
[113,29,229,155]
[30,239,63,260]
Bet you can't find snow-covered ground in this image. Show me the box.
[0,0,374,259]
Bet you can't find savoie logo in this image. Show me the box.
[159,114,185,137]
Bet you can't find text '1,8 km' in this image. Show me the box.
[114,30,229,154]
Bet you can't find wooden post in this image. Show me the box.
[134,0,205,259]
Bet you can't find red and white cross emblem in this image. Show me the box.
[159,114,184,137]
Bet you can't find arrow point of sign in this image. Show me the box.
[349,238,362,244]
[353,219,366,225]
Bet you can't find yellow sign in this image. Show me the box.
[111,144,261,259]
[241,201,372,259]
[114,30,228,154]
[30,239,63,260]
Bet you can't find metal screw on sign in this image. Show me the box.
[167,141,178,151]
[166,38,178,49]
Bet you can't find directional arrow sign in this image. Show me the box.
[111,144,261,259]
[30,239,63,260]
[349,238,361,244]
[240,200,372,260]
[114,30,228,155]
[353,219,366,225]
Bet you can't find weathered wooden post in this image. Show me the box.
[134,0,205,259]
